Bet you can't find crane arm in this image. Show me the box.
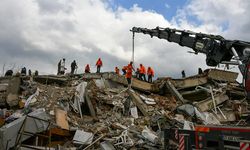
[131,27,250,67]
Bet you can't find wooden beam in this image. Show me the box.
[55,108,69,130]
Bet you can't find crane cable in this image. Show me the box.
[129,32,135,89]
[132,31,135,63]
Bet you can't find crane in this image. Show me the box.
[131,26,250,99]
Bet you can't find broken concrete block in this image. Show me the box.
[6,77,21,107]
[82,73,103,79]
[85,90,96,117]
[215,110,237,122]
[75,81,87,103]
[73,130,94,145]
[172,75,208,89]
[24,89,39,108]
[194,108,221,125]
[103,73,156,92]
[0,83,8,92]
[142,126,158,144]
[129,90,149,116]
[33,75,68,85]
[207,69,238,82]
[165,80,187,103]
[195,92,229,112]
[177,104,195,117]
[130,107,139,119]
[140,95,156,105]
[95,79,106,89]
[100,141,116,150]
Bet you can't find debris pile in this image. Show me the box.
[0,68,249,149]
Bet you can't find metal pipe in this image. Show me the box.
[232,47,242,65]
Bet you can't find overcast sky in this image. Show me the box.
[0,0,250,79]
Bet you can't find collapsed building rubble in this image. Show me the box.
[0,68,249,149]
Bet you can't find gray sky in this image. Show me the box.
[0,0,250,79]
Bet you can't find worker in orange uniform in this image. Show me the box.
[85,64,90,73]
[139,64,146,81]
[147,66,154,83]
[126,61,134,88]
[96,58,103,73]
[122,66,127,75]
[115,67,120,75]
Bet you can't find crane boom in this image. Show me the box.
[131,27,250,67]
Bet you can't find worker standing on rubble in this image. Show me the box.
[147,67,154,83]
[135,68,140,79]
[122,66,127,75]
[198,68,203,74]
[60,58,66,75]
[182,70,186,78]
[70,60,77,74]
[85,64,90,73]
[96,58,103,73]
[35,70,39,76]
[139,64,146,81]
[57,60,61,75]
[126,61,134,88]
[28,69,32,76]
[21,67,27,76]
[5,70,13,76]
[115,66,120,75]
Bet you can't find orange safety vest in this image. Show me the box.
[147,68,154,76]
[126,64,133,78]
[96,59,103,66]
[140,65,146,74]
[122,66,127,71]
[85,65,90,72]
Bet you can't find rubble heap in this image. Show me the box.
[0,69,249,149]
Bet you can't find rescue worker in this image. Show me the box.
[60,58,66,75]
[198,68,203,74]
[147,67,154,83]
[126,61,134,88]
[21,67,27,76]
[57,60,61,75]
[96,58,103,73]
[139,64,146,81]
[35,70,39,76]
[28,69,32,76]
[122,66,127,75]
[71,60,77,74]
[115,66,120,75]
[135,68,140,79]
[181,70,186,78]
[5,70,13,77]
[85,64,90,73]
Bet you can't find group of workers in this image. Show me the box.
[84,58,103,73]
[57,58,103,75]
[57,58,154,87]
[5,67,38,77]
[115,62,155,83]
